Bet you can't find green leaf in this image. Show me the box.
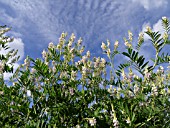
[122,52,130,58]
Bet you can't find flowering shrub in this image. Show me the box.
[0,17,170,127]
[0,25,20,126]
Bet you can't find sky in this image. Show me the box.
[0,0,170,79]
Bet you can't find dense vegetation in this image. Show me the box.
[0,17,170,127]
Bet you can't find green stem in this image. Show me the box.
[153,50,159,70]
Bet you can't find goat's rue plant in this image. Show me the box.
[0,17,170,127]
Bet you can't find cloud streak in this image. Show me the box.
[0,0,170,62]
[132,0,168,10]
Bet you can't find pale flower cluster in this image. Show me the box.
[138,32,144,44]
[57,32,67,50]
[128,30,133,42]
[88,117,96,126]
[114,40,119,50]
[48,42,54,49]
[162,16,168,22]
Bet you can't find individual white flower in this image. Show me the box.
[45,62,49,66]
[79,46,84,54]
[75,61,81,66]
[56,44,61,49]
[121,70,127,80]
[114,40,119,49]
[100,58,106,68]
[61,32,67,38]
[52,60,55,66]
[70,33,76,41]
[70,48,74,53]
[113,117,119,127]
[162,16,167,22]
[94,62,99,68]
[0,91,4,95]
[52,66,56,73]
[10,101,14,105]
[69,87,74,95]
[151,86,158,96]
[77,37,83,46]
[138,32,144,43]
[95,57,100,63]
[27,90,32,97]
[42,50,47,58]
[146,26,152,33]
[31,68,36,74]
[81,56,87,64]
[124,41,129,46]
[86,51,90,58]
[76,124,81,128]
[128,90,134,98]
[107,48,111,57]
[88,117,96,126]
[101,42,107,50]
[71,70,77,80]
[134,84,139,94]
[139,102,144,107]
[101,58,106,64]
[126,117,131,124]
[108,85,113,93]
[48,42,54,49]
[68,41,73,47]
[158,66,164,73]
[24,57,30,67]
[107,39,110,47]
[82,66,87,74]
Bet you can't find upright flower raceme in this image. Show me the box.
[107,48,111,57]
[101,42,107,50]
[77,37,82,46]
[128,31,133,42]
[114,40,119,50]
[138,32,144,44]
[42,50,47,59]
[146,26,152,33]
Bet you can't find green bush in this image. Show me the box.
[0,17,170,128]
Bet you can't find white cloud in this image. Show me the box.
[132,0,168,10]
[141,19,165,42]
[9,38,24,60]
[152,19,164,35]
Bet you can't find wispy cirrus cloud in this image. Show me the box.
[132,0,168,10]
[0,0,170,60]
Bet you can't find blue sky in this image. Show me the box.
[0,0,170,79]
